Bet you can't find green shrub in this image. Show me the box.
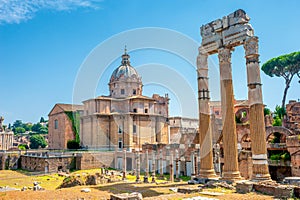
[67,140,80,149]
[270,154,281,160]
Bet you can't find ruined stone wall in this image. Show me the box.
[0,152,21,170]
[20,155,75,172]
[286,100,300,134]
[286,135,300,176]
[77,152,115,170]
[238,151,252,179]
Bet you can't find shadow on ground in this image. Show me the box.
[93,182,187,197]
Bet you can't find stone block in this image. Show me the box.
[253,183,294,198]
[236,182,253,193]
[110,192,142,200]
[177,186,202,194]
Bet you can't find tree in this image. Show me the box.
[29,135,47,149]
[31,123,43,132]
[14,127,26,134]
[274,105,286,120]
[39,126,48,134]
[262,51,300,109]
[23,123,32,132]
[18,144,29,150]
[264,107,271,116]
[40,117,45,123]
[13,120,23,128]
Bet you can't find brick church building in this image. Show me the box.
[48,50,170,151]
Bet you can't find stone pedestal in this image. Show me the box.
[218,48,241,181]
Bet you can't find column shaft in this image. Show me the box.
[197,51,217,178]
[244,36,271,181]
[218,47,241,181]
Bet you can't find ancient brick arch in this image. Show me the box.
[235,108,250,123]
[266,126,293,141]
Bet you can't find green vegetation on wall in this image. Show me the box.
[65,111,80,144]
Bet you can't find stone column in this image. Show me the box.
[136,152,141,182]
[218,47,241,181]
[175,149,179,179]
[244,36,271,181]
[170,153,174,182]
[191,151,196,179]
[151,151,156,183]
[143,149,149,183]
[122,148,126,180]
[159,149,164,179]
[197,50,217,179]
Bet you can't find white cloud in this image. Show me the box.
[0,0,102,24]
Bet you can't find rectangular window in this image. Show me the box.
[54,119,58,129]
[133,125,136,134]
[145,108,148,113]
[133,108,137,113]
[118,125,122,134]
[118,138,122,149]
[121,89,125,94]
[133,89,136,95]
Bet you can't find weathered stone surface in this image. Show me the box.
[236,182,253,193]
[253,182,294,198]
[177,186,202,194]
[81,188,91,193]
[205,180,235,190]
[110,192,143,200]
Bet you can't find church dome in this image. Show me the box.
[110,51,140,82]
[109,48,143,98]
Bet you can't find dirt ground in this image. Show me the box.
[0,170,276,200]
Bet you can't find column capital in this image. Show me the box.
[244,36,259,57]
[197,52,208,69]
[218,47,232,64]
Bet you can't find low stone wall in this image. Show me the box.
[0,152,21,170]
[76,152,115,170]
[20,155,75,173]
[253,183,294,198]
[237,181,298,198]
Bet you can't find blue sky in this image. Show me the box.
[0,0,299,124]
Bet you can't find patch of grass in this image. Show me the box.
[0,170,64,190]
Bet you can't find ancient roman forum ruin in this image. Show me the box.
[197,9,271,181]
[0,117,14,151]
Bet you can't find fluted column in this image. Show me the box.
[244,36,271,181]
[218,47,241,181]
[197,50,217,179]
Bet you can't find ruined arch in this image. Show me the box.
[266,126,293,142]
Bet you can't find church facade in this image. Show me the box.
[79,51,170,151]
